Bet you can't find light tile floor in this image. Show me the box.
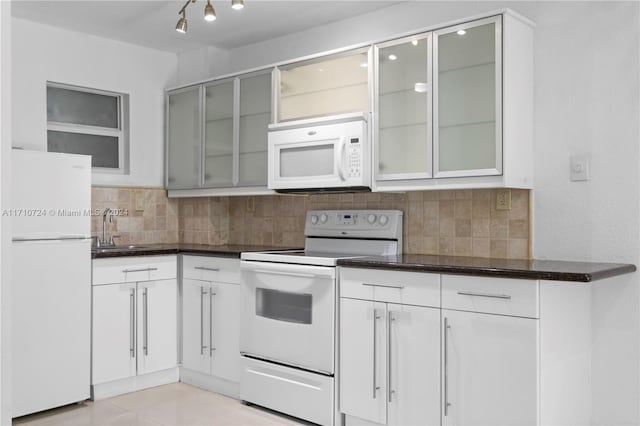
[13,383,307,426]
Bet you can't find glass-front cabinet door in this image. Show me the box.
[238,72,271,186]
[375,33,432,181]
[204,79,234,187]
[277,48,370,122]
[434,16,502,178]
[166,86,201,189]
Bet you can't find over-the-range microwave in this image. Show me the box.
[267,113,371,193]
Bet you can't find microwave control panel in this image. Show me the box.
[347,137,361,179]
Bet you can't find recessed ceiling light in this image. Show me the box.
[318,68,325,72]
[411,40,419,46]
[388,54,397,61]
[457,29,467,36]
[360,62,368,68]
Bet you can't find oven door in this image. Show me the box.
[240,260,336,375]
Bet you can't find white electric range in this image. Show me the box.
[239,210,403,426]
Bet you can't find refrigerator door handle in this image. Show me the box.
[12,236,92,242]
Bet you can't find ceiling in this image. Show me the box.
[12,0,401,53]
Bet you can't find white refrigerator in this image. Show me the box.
[11,150,92,418]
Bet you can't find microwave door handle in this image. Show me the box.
[335,136,347,181]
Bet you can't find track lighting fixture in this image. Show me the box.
[175,0,245,34]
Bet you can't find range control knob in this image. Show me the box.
[379,214,389,226]
[367,214,377,224]
[311,215,319,225]
[320,213,328,224]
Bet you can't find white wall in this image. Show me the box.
[12,18,178,187]
[176,46,230,86]
[202,1,640,423]
[0,2,11,424]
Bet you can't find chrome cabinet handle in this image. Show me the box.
[143,288,148,356]
[122,267,158,273]
[129,288,135,358]
[372,308,381,399]
[250,269,330,279]
[388,312,395,403]
[362,283,405,289]
[209,288,216,355]
[444,317,451,416]
[457,291,512,300]
[200,286,207,355]
[195,266,220,272]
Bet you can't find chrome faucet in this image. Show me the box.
[95,208,119,248]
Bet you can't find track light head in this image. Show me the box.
[175,11,187,33]
[204,0,216,21]
[231,0,244,10]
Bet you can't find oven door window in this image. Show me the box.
[256,288,312,324]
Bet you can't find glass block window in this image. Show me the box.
[47,83,129,172]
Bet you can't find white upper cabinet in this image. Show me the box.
[204,79,235,187]
[374,12,534,191]
[375,33,432,181]
[275,48,371,122]
[166,86,201,189]
[434,17,501,178]
[166,70,272,196]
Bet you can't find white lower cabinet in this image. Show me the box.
[442,309,538,426]
[92,283,137,385]
[182,278,240,382]
[180,255,241,396]
[340,298,440,426]
[91,256,178,399]
[92,279,178,385]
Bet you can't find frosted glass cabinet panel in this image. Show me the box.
[278,49,370,122]
[434,16,502,177]
[238,73,271,186]
[204,80,234,187]
[376,33,432,180]
[167,87,201,189]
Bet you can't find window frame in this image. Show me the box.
[46,81,130,174]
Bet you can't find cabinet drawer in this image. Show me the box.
[340,267,440,308]
[92,256,177,285]
[182,255,240,284]
[442,275,539,318]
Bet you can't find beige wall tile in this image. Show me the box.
[93,187,530,259]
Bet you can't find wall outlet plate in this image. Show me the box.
[496,188,512,210]
[135,191,145,211]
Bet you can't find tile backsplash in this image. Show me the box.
[177,189,531,259]
[91,187,179,245]
[92,187,530,259]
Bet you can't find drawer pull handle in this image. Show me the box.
[122,267,158,273]
[457,291,512,300]
[362,283,405,289]
[195,266,220,272]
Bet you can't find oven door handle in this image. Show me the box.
[247,268,333,279]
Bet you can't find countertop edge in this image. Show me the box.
[336,260,637,283]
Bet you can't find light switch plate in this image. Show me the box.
[570,156,590,181]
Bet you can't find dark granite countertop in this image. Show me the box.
[92,243,301,259]
[337,254,636,282]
